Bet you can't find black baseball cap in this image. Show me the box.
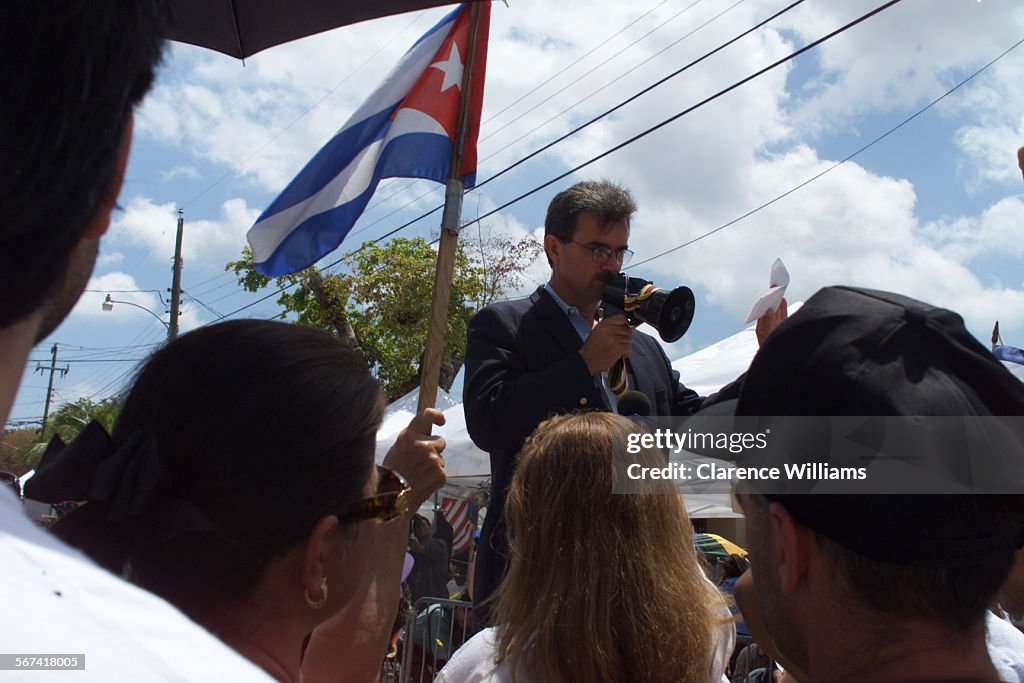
[734,286,1024,567]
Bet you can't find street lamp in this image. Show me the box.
[102,294,175,339]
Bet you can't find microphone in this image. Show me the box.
[617,390,651,417]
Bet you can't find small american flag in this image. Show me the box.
[440,495,473,554]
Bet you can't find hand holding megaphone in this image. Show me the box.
[579,315,633,376]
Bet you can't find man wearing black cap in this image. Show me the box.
[731,286,1024,682]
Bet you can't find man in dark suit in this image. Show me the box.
[463,180,783,621]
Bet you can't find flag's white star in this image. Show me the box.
[430,43,463,93]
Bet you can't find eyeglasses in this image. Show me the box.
[570,241,634,266]
[338,465,412,524]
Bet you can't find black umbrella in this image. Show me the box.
[164,0,475,60]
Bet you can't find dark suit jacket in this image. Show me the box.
[463,286,740,620]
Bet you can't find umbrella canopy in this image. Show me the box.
[693,532,747,565]
[164,0,480,59]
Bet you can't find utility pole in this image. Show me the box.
[34,343,68,433]
[168,208,184,340]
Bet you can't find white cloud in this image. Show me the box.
[71,272,165,322]
[921,196,1024,263]
[96,250,125,268]
[108,196,260,269]
[776,0,1024,136]
[950,55,1024,189]
[161,165,202,182]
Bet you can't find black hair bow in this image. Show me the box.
[24,421,165,524]
[24,422,260,563]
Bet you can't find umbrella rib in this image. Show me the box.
[228,0,246,60]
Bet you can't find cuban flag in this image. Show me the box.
[247,3,490,277]
[440,494,473,554]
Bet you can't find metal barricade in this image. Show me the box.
[399,597,473,683]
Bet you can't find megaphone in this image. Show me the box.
[601,273,695,343]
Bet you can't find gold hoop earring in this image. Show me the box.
[304,577,328,610]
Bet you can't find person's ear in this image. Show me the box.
[82,114,134,239]
[767,502,812,594]
[300,515,347,607]
[544,234,563,267]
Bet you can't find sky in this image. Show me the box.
[11,0,1024,427]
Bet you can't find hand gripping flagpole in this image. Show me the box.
[417,2,484,414]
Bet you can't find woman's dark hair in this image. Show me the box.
[54,320,382,615]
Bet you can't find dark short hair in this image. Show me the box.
[544,180,637,243]
[54,320,383,614]
[0,1,168,327]
[819,495,1024,634]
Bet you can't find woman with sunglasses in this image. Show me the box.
[437,412,734,683]
[28,320,446,682]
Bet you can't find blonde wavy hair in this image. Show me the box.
[494,412,724,683]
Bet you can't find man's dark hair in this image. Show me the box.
[544,180,637,243]
[53,320,384,618]
[0,1,168,327]
[819,495,1024,635]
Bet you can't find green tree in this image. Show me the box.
[2,398,121,473]
[42,397,121,444]
[227,232,541,401]
[0,428,38,476]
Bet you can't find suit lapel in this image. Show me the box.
[532,286,585,357]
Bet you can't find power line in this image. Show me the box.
[337,0,805,250]
[83,288,164,295]
[479,0,749,166]
[352,0,681,224]
[178,11,429,212]
[113,14,434,290]
[480,0,716,145]
[629,31,1024,269]
[483,0,675,130]
[125,0,789,326]
[25,358,147,364]
[474,0,803,193]
[346,0,748,242]
[211,0,895,324]
[462,0,906,232]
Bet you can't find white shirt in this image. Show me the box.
[987,610,1024,682]
[0,487,272,681]
[436,620,733,683]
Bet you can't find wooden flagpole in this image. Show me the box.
[417,2,483,413]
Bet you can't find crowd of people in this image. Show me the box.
[1,2,1023,683]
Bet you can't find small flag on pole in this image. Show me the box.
[247,2,490,277]
[995,344,1024,366]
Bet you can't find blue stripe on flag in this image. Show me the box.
[254,131,459,275]
[258,107,397,221]
[255,185,378,276]
[408,4,463,51]
[995,344,1024,365]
